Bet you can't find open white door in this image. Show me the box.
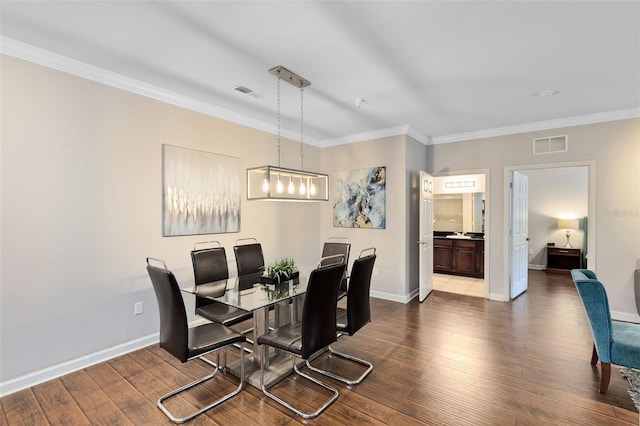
[418,171,434,302]
[510,171,529,299]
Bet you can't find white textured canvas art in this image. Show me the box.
[162,144,240,236]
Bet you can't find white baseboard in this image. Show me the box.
[528,264,546,271]
[611,310,640,324]
[0,333,158,397]
[0,317,209,398]
[371,289,415,304]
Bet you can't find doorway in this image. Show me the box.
[432,170,490,299]
[505,162,594,300]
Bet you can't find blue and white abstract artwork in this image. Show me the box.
[163,144,240,236]
[333,166,386,229]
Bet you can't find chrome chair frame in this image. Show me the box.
[147,257,245,424]
[257,263,345,419]
[306,248,376,385]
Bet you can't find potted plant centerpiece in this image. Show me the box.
[261,257,299,286]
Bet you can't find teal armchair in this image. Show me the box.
[571,269,640,393]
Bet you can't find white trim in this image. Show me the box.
[0,333,158,397]
[0,36,321,147]
[0,316,210,397]
[371,290,415,304]
[431,108,640,145]
[528,264,546,270]
[319,125,432,148]
[2,36,637,149]
[611,311,640,324]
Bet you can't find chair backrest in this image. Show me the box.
[146,258,189,362]
[321,239,350,267]
[570,269,613,363]
[344,250,376,335]
[301,263,346,359]
[191,243,229,309]
[233,239,265,276]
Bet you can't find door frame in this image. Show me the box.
[503,160,596,300]
[432,168,491,299]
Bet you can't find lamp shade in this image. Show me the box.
[558,218,579,230]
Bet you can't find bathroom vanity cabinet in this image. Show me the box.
[434,237,484,278]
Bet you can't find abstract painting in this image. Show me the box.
[333,166,386,229]
[163,144,240,236]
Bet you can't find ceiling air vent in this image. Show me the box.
[533,135,568,155]
[234,85,253,94]
[234,85,266,99]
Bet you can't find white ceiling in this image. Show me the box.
[1,1,639,146]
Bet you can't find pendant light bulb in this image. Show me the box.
[262,173,269,193]
[287,176,295,194]
[299,177,306,196]
[309,180,316,196]
[276,175,284,193]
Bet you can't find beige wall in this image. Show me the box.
[427,118,640,319]
[319,135,414,301]
[0,55,324,385]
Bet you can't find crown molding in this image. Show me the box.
[0,37,320,146]
[430,108,640,144]
[318,124,432,148]
[3,37,637,149]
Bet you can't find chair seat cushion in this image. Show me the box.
[257,322,303,356]
[196,302,252,327]
[611,321,640,369]
[187,323,246,360]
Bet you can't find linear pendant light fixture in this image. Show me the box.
[247,66,328,201]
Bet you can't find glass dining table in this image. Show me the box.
[180,269,309,388]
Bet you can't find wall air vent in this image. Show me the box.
[533,135,568,155]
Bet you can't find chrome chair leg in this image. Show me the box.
[157,343,244,424]
[306,344,373,385]
[259,346,339,419]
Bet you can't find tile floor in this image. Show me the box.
[433,273,485,298]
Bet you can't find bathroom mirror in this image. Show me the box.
[433,192,484,233]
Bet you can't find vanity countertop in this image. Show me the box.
[434,235,484,241]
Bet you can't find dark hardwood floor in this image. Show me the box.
[1,271,638,425]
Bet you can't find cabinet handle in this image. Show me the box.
[558,250,569,253]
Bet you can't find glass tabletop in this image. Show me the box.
[181,271,308,312]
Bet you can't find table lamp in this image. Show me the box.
[558,218,579,247]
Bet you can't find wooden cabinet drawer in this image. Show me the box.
[547,247,580,256]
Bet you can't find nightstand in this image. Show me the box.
[547,247,581,274]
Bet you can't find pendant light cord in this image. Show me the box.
[277,76,281,167]
[300,86,304,171]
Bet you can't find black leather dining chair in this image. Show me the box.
[307,248,376,385]
[257,262,346,419]
[146,258,245,424]
[191,241,253,327]
[233,238,265,276]
[321,237,351,299]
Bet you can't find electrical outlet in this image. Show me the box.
[134,302,143,315]
[528,249,534,255]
